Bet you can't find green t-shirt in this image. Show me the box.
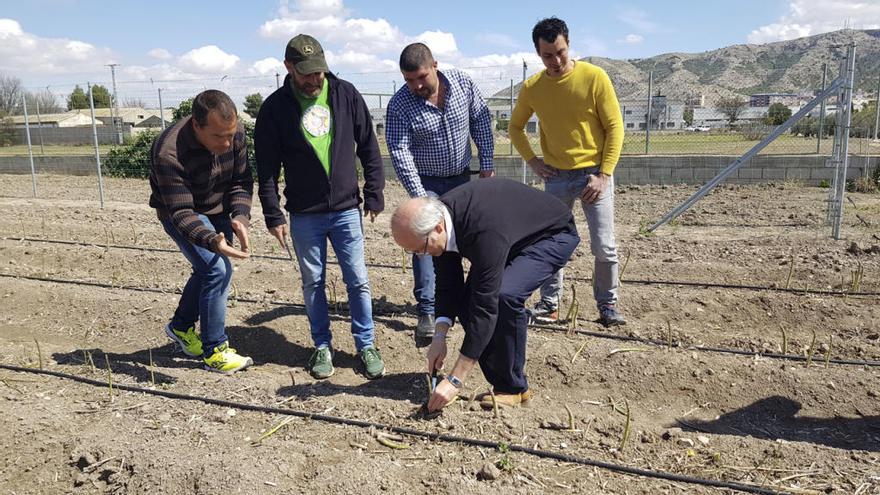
[293,79,333,177]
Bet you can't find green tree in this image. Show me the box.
[715,96,747,125]
[67,84,111,109]
[173,98,193,121]
[764,102,792,126]
[243,93,263,118]
[67,85,89,110]
[683,107,694,126]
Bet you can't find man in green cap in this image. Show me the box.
[255,34,387,380]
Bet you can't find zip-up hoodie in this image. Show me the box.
[255,73,384,228]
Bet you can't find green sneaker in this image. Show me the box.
[308,347,334,379]
[359,346,385,379]
[165,323,203,357]
[202,342,253,374]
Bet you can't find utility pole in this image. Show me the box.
[158,88,166,130]
[645,71,653,155]
[107,63,122,144]
[522,59,527,83]
[817,63,827,154]
[275,72,280,89]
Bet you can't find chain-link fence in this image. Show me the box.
[1,61,879,192]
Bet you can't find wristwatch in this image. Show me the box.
[446,375,463,389]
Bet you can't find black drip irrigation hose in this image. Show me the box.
[5,272,880,369]
[6,236,880,298]
[0,362,783,495]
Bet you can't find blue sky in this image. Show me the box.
[1,0,878,106]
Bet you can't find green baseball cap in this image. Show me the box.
[285,34,328,75]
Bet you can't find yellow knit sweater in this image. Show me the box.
[510,61,623,175]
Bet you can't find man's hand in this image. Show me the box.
[230,218,250,254]
[212,233,249,260]
[364,209,380,223]
[528,157,558,179]
[581,173,610,204]
[479,170,495,179]
[426,337,447,376]
[427,379,459,412]
[268,224,289,250]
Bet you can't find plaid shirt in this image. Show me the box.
[385,69,494,197]
[149,117,253,250]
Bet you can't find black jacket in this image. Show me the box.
[434,178,577,358]
[255,73,384,227]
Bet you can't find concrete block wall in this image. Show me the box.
[3,153,877,186]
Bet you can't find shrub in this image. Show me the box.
[103,130,159,178]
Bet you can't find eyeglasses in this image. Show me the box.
[405,235,430,256]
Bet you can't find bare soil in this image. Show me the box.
[1,174,879,494]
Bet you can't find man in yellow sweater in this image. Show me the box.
[509,17,625,327]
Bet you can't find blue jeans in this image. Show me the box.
[160,214,233,356]
[541,167,619,309]
[289,208,374,351]
[412,172,471,315]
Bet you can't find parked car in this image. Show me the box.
[686,125,711,132]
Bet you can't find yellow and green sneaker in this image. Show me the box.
[165,323,203,357]
[203,342,253,375]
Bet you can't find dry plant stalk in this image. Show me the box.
[148,348,156,386]
[488,387,499,419]
[619,250,631,283]
[824,335,833,368]
[563,284,579,323]
[105,355,114,402]
[570,339,589,364]
[255,416,296,444]
[785,255,795,289]
[400,247,407,273]
[563,404,580,431]
[34,339,43,370]
[666,319,673,349]
[376,435,410,450]
[619,400,632,451]
[608,348,648,357]
[805,330,817,368]
[780,326,788,354]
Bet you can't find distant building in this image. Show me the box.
[619,95,686,130]
[749,93,799,107]
[684,94,706,108]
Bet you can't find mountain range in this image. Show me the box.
[494,29,880,106]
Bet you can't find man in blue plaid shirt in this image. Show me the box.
[386,42,494,347]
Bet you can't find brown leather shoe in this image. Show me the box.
[479,389,533,409]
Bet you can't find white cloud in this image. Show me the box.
[147,48,172,60]
[748,0,880,43]
[178,45,240,73]
[251,57,284,75]
[409,30,459,58]
[619,34,644,45]
[0,18,116,75]
[617,8,658,33]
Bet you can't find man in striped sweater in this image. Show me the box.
[149,89,254,374]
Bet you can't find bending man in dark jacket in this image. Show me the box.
[149,90,253,374]
[255,34,386,380]
[391,178,580,412]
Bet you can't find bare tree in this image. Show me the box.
[122,97,148,109]
[716,96,748,125]
[25,89,63,114]
[0,72,23,115]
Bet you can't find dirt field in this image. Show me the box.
[1,174,879,495]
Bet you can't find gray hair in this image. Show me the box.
[412,196,445,236]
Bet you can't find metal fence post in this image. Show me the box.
[873,73,880,141]
[88,82,106,208]
[158,88,166,130]
[817,63,827,154]
[35,100,44,155]
[832,43,856,241]
[22,95,37,197]
[509,79,514,156]
[645,71,653,155]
